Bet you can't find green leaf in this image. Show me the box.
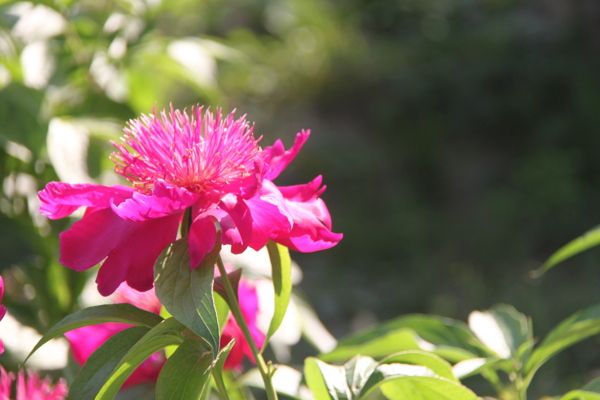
[344,355,379,397]
[378,376,480,400]
[95,318,186,400]
[359,361,478,400]
[264,241,292,347]
[67,326,150,400]
[533,224,600,277]
[155,338,214,400]
[380,351,458,383]
[557,390,600,400]
[211,339,236,398]
[320,328,422,362]
[154,238,221,354]
[583,378,600,391]
[214,292,230,333]
[321,314,488,363]
[304,357,352,400]
[25,304,163,365]
[525,304,600,376]
[468,304,533,361]
[451,357,509,380]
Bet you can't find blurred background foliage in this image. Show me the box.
[0,0,600,397]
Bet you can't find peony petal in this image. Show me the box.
[111,180,199,221]
[188,216,217,268]
[60,208,127,272]
[65,323,128,365]
[38,182,133,219]
[218,194,253,249]
[271,179,342,252]
[278,176,331,227]
[243,182,292,251]
[65,323,164,388]
[277,230,343,253]
[263,130,310,180]
[95,213,181,295]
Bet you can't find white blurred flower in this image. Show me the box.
[89,52,128,102]
[47,118,93,184]
[3,172,49,233]
[167,39,217,88]
[220,246,303,284]
[10,3,67,44]
[20,41,54,89]
[0,312,69,369]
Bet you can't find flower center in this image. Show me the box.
[111,106,264,195]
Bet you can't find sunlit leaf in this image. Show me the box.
[525,304,600,377]
[359,361,478,400]
[380,351,458,383]
[378,376,480,400]
[305,357,352,400]
[533,225,600,277]
[344,355,379,398]
[468,304,533,362]
[264,240,292,347]
[321,314,488,363]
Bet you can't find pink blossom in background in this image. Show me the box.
[0,276,6,354]
[219,279,265,370]
[0,366,68,400]
[65,283,165,388]
[38,105,341,296]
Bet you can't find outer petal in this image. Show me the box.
[278,176,331,228]
[65,323,128,365]
[95,213,181,295]
[38,182,133,219]
[263,130,310,180]
[59,207,180,295]
[188,216,218,268]
[272,178,342,252]
[60,208,128,272]
[218,194,253,250]
[111,180,199,221]
[243,181,293,251]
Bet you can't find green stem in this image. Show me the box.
[181,208,193,238]
[212,373,231,400]
[216,256,278,400]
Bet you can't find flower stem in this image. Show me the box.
[212,373,232,400]
[216,256,278,400]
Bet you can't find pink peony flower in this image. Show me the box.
[0,276,6,354]
[39,105,341,295]
[65,283,164,388]
[0,366,68,400]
